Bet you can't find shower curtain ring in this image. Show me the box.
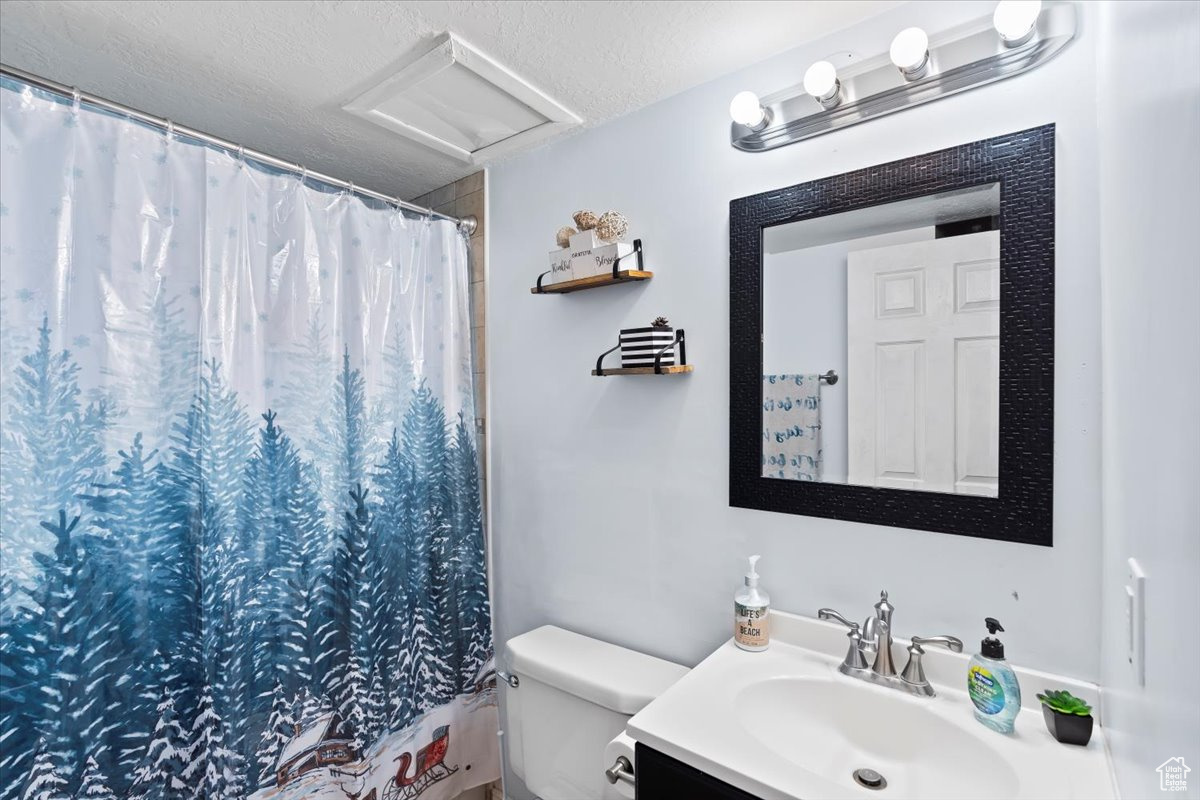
[71,88,81,108]
[237,145,245,167]
[165,120,174,144]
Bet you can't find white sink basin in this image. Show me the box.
[626,610,1114,800]
[736,676,1019,799]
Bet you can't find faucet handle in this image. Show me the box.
[817,608,856,629]
[818,609,869,672]
[901,635,964,695]
[909,635,964,654]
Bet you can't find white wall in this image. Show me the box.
[764,227,934,483]
[489,2,1105,792]
[1096,2,1200,798]
[764,239,851,482]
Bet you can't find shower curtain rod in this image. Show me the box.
[0,63,478,235]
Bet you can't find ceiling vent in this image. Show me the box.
[344,33,580,164]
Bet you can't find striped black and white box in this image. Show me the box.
[619,326,676,368]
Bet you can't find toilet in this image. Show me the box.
[505,625,690,799]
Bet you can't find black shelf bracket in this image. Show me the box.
[654,328,686,374]
[594,340,622,377]
[610,238,643,278]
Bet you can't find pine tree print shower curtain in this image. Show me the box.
[0,77,497,800]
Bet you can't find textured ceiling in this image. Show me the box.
[0,0,901,199]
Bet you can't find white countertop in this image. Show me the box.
[626,610,1116,800]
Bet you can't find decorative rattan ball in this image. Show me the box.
[572,210,599,231]
[596,211,628,242]
[556,226,577,249]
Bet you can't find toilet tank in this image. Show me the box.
[505,626,688,800]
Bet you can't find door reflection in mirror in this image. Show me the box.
[762,183,1000,496]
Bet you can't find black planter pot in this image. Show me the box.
[1042,705,1094,746]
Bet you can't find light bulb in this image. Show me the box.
[803,61,842,108]
[993,0,1042,46]
[729,91,767,128]
[890,27,930,80]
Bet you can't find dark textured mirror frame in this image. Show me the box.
[729,124,1055,546]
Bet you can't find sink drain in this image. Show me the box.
[853,768,887,790]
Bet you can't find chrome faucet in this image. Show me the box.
[859,590,894,661]
[819,591,963,697]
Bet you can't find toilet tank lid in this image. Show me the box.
[506,626,689,715]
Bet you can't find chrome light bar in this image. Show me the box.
[730,2,1076,152]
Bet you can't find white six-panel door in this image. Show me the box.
[846,231,1000,496]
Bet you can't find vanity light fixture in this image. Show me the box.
[803,61,842,109]
[729,91,770,131]
[729,1,1076,152]
[889,27,930,80]
[994,0,1043,47]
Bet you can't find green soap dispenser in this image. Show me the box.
[967,617,1021,733]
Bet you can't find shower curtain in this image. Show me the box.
[0,78,497,800]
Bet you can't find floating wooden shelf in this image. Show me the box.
[531,269,653,294]
[591,365,694,376]
[532,238,652,294]
[593,328,691,376]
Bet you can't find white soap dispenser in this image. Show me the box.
[734,555,770,651]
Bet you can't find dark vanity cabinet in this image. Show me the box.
[636,743,762,800]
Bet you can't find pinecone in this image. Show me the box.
[651,316,670,328]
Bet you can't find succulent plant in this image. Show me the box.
[651,316,670,328]
[1037,690,1092,716]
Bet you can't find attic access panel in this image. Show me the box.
[344,33,580,164]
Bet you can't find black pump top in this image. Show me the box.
[981,617,1006,659]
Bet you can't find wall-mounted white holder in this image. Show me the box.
[1126,557,1146,687]
[730,2,1076,152]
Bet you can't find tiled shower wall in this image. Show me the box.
[411,171,487,501]
[411,172,498,800]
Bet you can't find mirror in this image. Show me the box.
[729,126,1056,545]
[762,184,1001,496]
